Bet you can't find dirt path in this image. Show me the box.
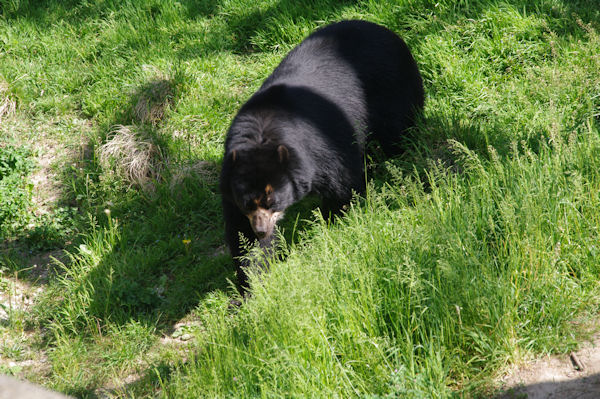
[495,334,600,398]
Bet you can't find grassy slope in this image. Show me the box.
[1,0,599,397]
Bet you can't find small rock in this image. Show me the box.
[179,333,192,341]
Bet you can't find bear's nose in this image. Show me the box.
[248,208,278,240]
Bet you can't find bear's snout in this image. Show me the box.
[247,208,282,240]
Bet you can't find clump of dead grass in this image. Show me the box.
[98,125,165,191]
[133,79,173,125]
[169,161,218,192]
[0,80,16,122]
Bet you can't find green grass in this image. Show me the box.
[1,0,599,397]
[0,144,35,237]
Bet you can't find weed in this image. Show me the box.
[0,144,35,238]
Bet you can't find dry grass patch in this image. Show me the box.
[168,160,218,192]
[98,125,165,191]
[133,78,174,125]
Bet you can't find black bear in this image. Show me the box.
[220,20,424,293]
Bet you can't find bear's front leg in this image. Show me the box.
[223,199,279,296]
[223,199,256,294]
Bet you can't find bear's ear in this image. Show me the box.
[277,145,288,163]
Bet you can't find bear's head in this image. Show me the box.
[224,144,296,239]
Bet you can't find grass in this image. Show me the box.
[0,0,599,397]
[0,144,35,237]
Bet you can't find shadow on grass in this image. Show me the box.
[110,361,176,398]
[2,0,597,50]
[41,83,233,331]
[29,72,324,340]
[0,0,218,22]
[175,0,357,58]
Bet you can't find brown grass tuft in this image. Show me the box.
[98,125,164,190]
[169,161,218,192]
[133,79,173,125]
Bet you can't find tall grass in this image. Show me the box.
[162,129,600,397]
[1,0,599,397]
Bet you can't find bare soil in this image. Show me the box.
[495,334,600,398]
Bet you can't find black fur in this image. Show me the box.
[219,20,424,293]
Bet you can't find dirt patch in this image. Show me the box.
[22,250,66,284]
[12,116,93,220]
[495,334,600,398]
[0,277,43,322]
[0,275,51,378]
[29,144,62,217]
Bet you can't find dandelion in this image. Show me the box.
[183,239,191,254]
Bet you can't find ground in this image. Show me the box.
[496,333,600,398]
